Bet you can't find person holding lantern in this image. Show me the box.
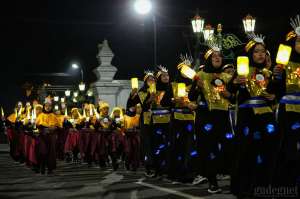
[36,97,60,175]
[123,104,141,171]
[145,65,173,178]
[276,14,300,188]
[64,107,83,163]
[110,107,126,167]
[167,56,198,184]
[95,101,119,170]
[126,71,156,177]
[78,102,96,165]
[53,103,68,161]
[229,33,283,198]
[6,101,25,162]
[188,42,234,193]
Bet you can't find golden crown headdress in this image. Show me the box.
[143,70,155,81]
[177,54,193,70]
[204,39,221,60]
[156,65,168,78]
[245,33,265,52]
[286,14,300,41]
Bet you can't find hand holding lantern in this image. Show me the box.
[274,44,292,79]
[177,83,186,97]
[236,56,249,87]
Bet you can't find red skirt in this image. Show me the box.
[125,129,141,166]
[79,128,92,158]
[64,129,80,153]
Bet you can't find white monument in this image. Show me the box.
[91,40,142,109]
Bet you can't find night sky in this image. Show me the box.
[1,0,299,112]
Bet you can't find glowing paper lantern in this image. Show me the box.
[65,90,71,97]
[177,83,186,97]
[276,44,292,65]
[237,56,249,76]
[180,65,196,79]
[54,96,59,102]
[131,78,139,89]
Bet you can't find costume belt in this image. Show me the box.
[280,92,300,105]
[151,109,170,115]
[239,97,268,108]
[172,108,193,114]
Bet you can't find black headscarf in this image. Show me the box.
[247,43,267,69]
[156,73,170,91]
[139,75,155,92]
[203,51,224,73]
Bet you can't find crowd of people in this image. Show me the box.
[1,15,300,198]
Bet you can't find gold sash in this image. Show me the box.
[197,71,232,111]
[138,91,148,104]
[173,111,195,121]
[285,61,300,93]
[152,114,171,124]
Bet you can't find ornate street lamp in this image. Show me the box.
[243,14,256,34]
[203,24,214,41]
[191,15,205,33]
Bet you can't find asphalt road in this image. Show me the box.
[0,151,236,199]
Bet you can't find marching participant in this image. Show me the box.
[36,97,60,174]
[168,56,198,183]
[64,107,83,163]
[123,104,141,171]
[6,101,25,162]
[80,102,96,165]
[229,33,283,198]
[188,42,234,193]
[276,15,300,188]
[149,65,173,178]
[110,107,125,166]
[126,71,157,177]
[96,101,119,170]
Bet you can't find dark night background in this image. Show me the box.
[0,0,299,113]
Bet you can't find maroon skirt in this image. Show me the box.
[64,129,80,153]
[38,128,57,170]
[125,129,141,167]
[79,128,92,158]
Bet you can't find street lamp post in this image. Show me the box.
[72,63,86,92]
[153,15,157,66]
[134,0,157,66]
[191,14,205,68]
